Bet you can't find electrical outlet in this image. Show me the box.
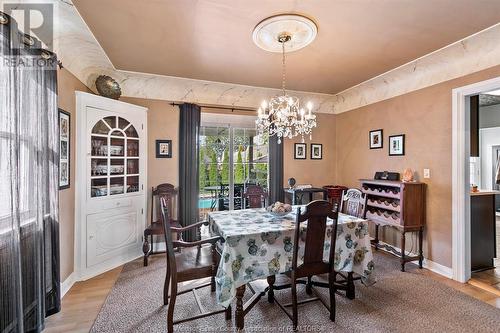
[423,169,430,179]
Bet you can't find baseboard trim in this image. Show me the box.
[375,240,453,279]
[61,272,76,299]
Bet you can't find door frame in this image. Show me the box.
[451,76,500,282]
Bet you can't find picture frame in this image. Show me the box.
[294,143,307,159]
[156,139,172,158]
[310,143,323,160]
[59,108,70,190]
[369,129,383,149]
[389,134,405,156]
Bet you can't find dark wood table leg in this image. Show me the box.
[346,272,355,300]
[292,192,296,205]
[267,275,275,303]
[400,231,406,272]
[418,227,424,268]
[235,285,246,330]
[374,224,379,251]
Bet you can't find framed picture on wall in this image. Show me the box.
[310,143,323,160]
[294,143,306,159]
[389,134,405,156]
[369,129,383,149]
[156,139,172,158]
[59,109,70,189]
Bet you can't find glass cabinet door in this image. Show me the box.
[90,116,140,198]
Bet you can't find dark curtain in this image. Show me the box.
[178,103,201,241]
[269,135,284,203]
[0,11,60,332]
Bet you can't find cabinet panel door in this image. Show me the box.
[86,208,140,267]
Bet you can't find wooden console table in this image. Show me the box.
[360,179,426,271]
[284,187,327,205]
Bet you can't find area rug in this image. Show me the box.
[91,252,500,332]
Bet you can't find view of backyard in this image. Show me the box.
[198,126,269,219]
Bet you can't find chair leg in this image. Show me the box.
[142,234,150,266]
[291,278,298,330]
[225,304,232,320]
[306,276,313,295]
[167,282,177,333]
[267,275,275,303]
[164,262,171,305]
[210,275,216,292]
[329,271,336,321]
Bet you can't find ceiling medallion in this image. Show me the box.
[254,14,317,144]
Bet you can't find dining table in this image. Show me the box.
[209,206,376,329]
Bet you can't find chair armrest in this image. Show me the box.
[172,236,222,248]
[171,221,209,232]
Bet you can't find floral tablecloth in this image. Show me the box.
[209,207,375,307]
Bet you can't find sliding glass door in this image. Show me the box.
[199,124,268,219]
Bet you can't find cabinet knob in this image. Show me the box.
[89,235,94,240]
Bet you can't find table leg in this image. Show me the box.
[400,231,406,272]
[418,227,424,269]
[267,275,275,303]
[292,192,296,205]
[235,285,246,330]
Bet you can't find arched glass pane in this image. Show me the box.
[125,125,138,138]
[118,117,130,129]
[103,116,115,128]
[111,130,123,137]
[92,120,109,135]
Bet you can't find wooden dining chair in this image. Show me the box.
[339,188,366,218]
[160,197,231,332]
[337,188,366,298]
[243,184,268,208]
[267,200,339,330]
[143,183,182,266]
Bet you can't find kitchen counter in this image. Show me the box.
[470,190,500,196]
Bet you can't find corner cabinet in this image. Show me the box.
[75,91,147,280]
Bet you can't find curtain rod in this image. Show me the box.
[169,102,256,113]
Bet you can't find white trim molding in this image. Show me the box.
[61,272,76,299]
[376,241,452,279]
[451,76,500,283]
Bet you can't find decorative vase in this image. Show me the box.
[95,75,121,100]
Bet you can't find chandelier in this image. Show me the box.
[254,15,318,144]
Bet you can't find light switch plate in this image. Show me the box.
[423,169,430,179]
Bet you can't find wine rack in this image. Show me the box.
[360,179,426,271]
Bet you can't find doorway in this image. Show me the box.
[198,113,269,219]
[452,77,500,290]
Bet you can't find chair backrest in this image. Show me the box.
[160,196,177,272]
[244,185,267,208]
[339,188,366,218]
[293,200,339,273]
[152,183,178,225]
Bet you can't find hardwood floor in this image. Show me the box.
[44,266,123,333]
[469,267,500,298]
[43,255,500,332]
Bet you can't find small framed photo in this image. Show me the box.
[156,139,172,158]
[369,129,383,149]
[310,143,323,160]
[59,109,70,190]
[294,143,306,159]
[389,134,405,156]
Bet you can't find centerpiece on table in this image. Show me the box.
[266,201,292,217]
